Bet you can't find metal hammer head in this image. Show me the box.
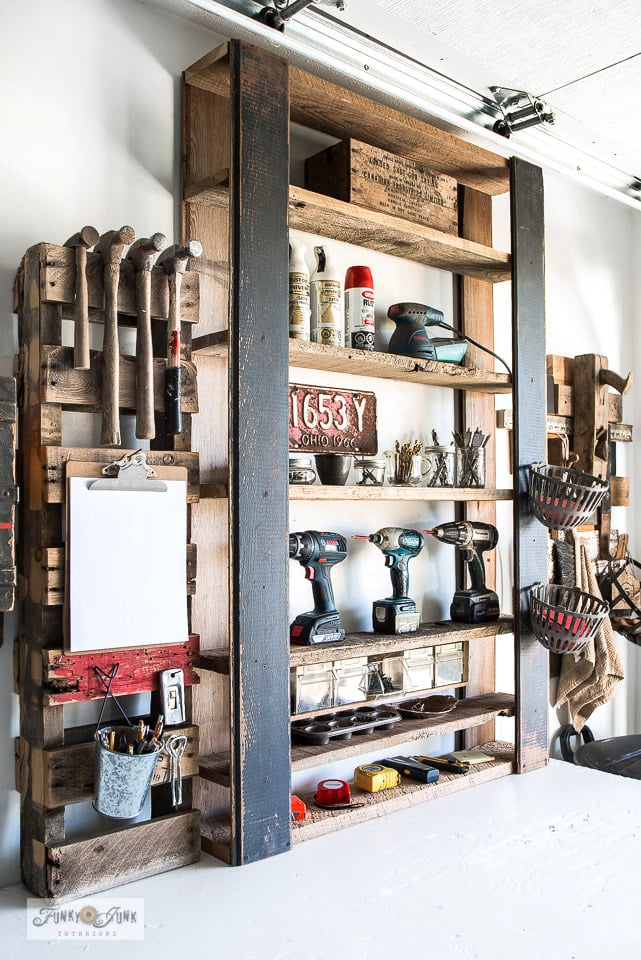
[600,368,633,396]
[95,226,136,263]
[126,233,167,271]
[64,226,100,250]
[157,240,203,275]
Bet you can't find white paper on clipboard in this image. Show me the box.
[67,475,188,652]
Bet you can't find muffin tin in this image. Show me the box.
[291,706,402,745]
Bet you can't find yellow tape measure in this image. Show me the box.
[354,763,400,792]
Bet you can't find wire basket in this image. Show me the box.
[530,583,609,655]
[528,463,608,530]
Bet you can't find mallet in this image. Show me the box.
[64,225,99,370]
[127,234,167,439]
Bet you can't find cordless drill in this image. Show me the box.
[354,527,424,634]
[289,531,347,645]
[425,521,499,623]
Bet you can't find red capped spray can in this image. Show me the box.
[344,265,375,350]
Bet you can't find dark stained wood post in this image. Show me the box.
[228,42,292,863]
[511,158,549,772]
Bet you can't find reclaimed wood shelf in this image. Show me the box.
[197,620,513,677]
[292,741,515,842]
[187,178,511,283]
[192,333,512,393]
[14,242,202,900]
[290,619,513,668]
[198,695,515,787]
[289,485,512,502]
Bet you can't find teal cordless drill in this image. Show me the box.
[354,527,424,634]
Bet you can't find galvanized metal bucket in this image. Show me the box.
[93,725,160,819]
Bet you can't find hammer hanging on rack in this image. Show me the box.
[64,226,99,370]
[127,234,167,439]
[157,240,202,436]
[95,226,136,446]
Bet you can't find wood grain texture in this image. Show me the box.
[511,159,549,773]
[193,334,512,391]
[185,41,510,195]
[41,445,200,503]
[227,42,291,865]
[19,725,199,808]
[289,485,512,502]
[292,742,514,842]
[458,186,498,748]
[186,180,510,282]
[0,377,17,612]
[41,345,198,413]
[43,635,200,705]
[41,245,199,322]
[39,811,200,902]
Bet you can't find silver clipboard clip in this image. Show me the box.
[89,450,167,492]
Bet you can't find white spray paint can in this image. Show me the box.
[288,240,311,340]
[310,245,344,347]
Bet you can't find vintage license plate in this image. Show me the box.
[289,383,377,455]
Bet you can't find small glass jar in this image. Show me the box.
[288,455,316,485]
[385,451,430,486]
[423,445,455,487]
[455,446,486,488]
[353,456,386,486]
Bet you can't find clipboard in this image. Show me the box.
[65,451,189,653]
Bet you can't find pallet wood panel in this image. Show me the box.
[39,244,199,322]
[185,43,510,195]
[292,742,514,842]
[497,408,632,441]
[0,376,17,612]
[41,446,200,504]
[37,810,200,902]
[289,485,512,502]
[16,725,199,808]
[458,186,498,748]
[227,42,292,864]
[511,159,549,773]
[43,635,200,705]
[41,345,198,412]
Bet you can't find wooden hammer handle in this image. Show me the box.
[135,269,155,440]
[101,262,121,446]
[73,245,90,369]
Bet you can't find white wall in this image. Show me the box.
[0,0,639,888]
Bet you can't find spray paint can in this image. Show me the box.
[289,240,311,340]
[310,245,344,347]
[344,265,375,350]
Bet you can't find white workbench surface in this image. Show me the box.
[2,758,639,959]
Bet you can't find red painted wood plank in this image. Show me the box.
[43,634,200,705]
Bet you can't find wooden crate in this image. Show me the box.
[305,138,458,234]
[14,242,201,900]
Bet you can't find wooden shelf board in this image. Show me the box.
[198,694,514,784]
[290,618,513,667]
[200,816,233,864]
[186,180,511,283]
[184,42,510,196]
[292,741,514,843]
[194,333,512,393]
[197,647,230,674]
[289,339,511,391]
[290,484,512,502]
[291,694,514,770]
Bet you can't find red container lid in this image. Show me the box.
[315,778,351,806]
[345,265,373,289]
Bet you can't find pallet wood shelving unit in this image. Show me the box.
[183,40,549,866]
[14,244,202,900]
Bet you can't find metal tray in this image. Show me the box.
[396,694,457,718]
[291,706,402,745]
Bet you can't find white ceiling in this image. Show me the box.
[340,0,641,186]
